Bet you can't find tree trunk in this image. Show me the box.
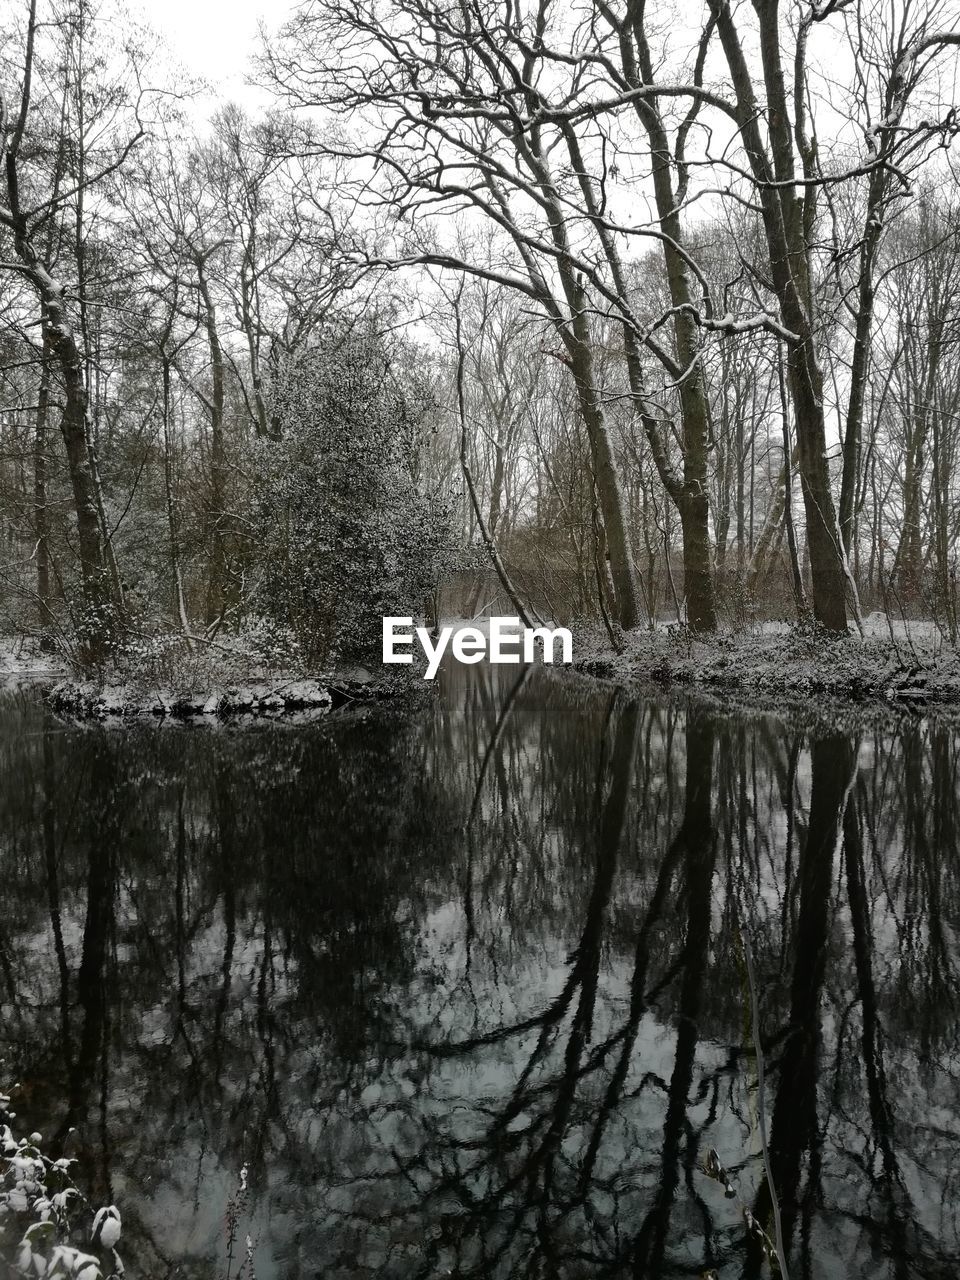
[58,358,106,598]
[197,260,227,627]
[735,398,746,578]
[42,275,118,659]
[931,401,958,641]
[34,343,53,647]
[707,0,848,631]
[746,441,798,599]
[619,13,719,632]
[895,434,924,594]
[791,352,848,630]
[7,178,117,657]
[781,374,807,617]
[567,340,643,630]
[240,266,272,438]
[679,488,716,632]
[839,227,880,555]
[161,358,191,638]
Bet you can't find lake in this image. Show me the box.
[0,663,957,1278]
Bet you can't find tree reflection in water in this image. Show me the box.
[0,669,958,1278]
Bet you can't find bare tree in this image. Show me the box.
[0,0,145,653]
[264,0,654,628]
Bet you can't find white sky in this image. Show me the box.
[130,0,291,120]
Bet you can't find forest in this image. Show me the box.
[1,0,960,673]
[5,4,960,1278]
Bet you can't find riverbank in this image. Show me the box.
[6,619,960,721]
[0,636,399,723]
[574,618,960,708]
[45,673,395,723]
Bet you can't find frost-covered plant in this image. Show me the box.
[255,326,454,666]
[241,616,303,672]
[224,1163,256,1279]
[1,1085,123,1279]
[701,1145,784,1273]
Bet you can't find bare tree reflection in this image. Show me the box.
[0,679,959,1278]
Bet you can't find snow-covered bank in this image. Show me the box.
[574,621,960,707]
[46,673,393,723]
[0,635,401,724]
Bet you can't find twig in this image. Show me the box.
[740,924,790,1278]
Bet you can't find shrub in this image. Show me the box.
[254,326,452,667]
[1,1083,122,1279]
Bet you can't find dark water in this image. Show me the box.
[0,664,958,1279]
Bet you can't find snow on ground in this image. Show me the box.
[0,637,66,682]
[574,618,960,708]
[6,614,960,719]
[45,675,391,724]
[0,634,391,724]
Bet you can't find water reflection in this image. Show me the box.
[0,668,958,1278]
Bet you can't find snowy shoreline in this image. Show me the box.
[572,621,960,709]
[44,674,395,723]
[0,636,405,723]
[4,621,960,722]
